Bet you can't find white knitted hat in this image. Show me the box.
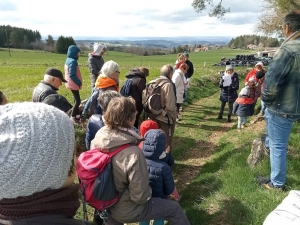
[0,102,75,200]
[93,43,105,56]
[239,86,250,96]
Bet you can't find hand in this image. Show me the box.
[165,145,170,153]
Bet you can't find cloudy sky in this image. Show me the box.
[0,0,262,39]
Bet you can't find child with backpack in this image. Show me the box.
[139,129,178,225]
[233,78,257,130]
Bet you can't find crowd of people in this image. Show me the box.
[1,10,300,225]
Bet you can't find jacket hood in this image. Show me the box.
[91,126,143,150]
[139,120,159,137]
[67,45,80,60]
[142,129,166,160]
[88,52,102,59]
[125,68,146,79]
[95,76,119,90]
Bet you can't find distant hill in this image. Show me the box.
[47,36,232,49]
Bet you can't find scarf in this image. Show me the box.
[0,184,80,220]
[95,76,119,91]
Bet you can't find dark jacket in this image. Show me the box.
[0,215,89,225]
[219,72,239,103]
[233,96,255,117]
[85,114,105,150]
[89,86,118,115]
[185,60,194,78]
[125,69,146,113]
[262,34,300,117]
[32,81,58,102]
[142,129,175,199]
[87,53,104,87]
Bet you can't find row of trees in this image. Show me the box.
[228,35,281,49]
[0,25,41,49]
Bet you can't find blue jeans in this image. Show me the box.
[261,99,266,112]
[139,218,164,225]
[82,97,91,115]
[265,109,297,187]
[237,116,247,128]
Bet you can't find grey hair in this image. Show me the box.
[160,64,174,77]
[97,90,121,112]
[44,74,55,82]
[283,11,300,33]
[100,60,120,78]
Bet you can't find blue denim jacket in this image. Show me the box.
[262,34,300,118]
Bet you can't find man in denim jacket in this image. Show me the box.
[261,11,300,189]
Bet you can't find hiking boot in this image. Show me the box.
[264,181,284,191]
[227,115,231,122]
[217,114,223,119]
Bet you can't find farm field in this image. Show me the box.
[2,48,300,225]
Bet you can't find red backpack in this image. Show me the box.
[76,144,130,211]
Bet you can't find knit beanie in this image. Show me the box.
[225,64,233,71]
[139,120,159,137]
[0,102,75,200]
[239,86,250,96]
[93,43,105,56]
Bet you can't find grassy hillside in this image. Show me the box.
[0,48,254,102]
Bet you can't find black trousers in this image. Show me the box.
[219,101,233,116]
[71,90,81,117]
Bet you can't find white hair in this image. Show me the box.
[100,60,119,78]
[44,74,55,82]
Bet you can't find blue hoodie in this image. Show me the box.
[142,129,175,199]
[65,45,82,87]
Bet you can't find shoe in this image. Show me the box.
[257,176,271,185]
[264,181,283,191]
[227,115,231,122]
[257,111,264,117]
[71,117,81,124]
[217,114,223,119]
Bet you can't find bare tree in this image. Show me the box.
[192,0,229,19]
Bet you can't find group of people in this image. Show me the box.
[1,10,300,225]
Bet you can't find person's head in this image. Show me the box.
[43,68,67,89]
[221,57,226,62]
[67,45,81,60]
[139,67,150,77]
[97,90,121,113]
[100,60,120,82]
[225,64,234,75]
[143,129,166,158]
[42,94,73,113]
[160,64,174,79]
[0,91,7,105]
[283,11,300,37]
[256,71,265,80]
[178,54,185,63]
[183,52,189,60]
[0,102,77,200]
[179,63,189,74]
[104,96,136,130]
[255,61,264,71]
[93,43,106,56]
[139,119,159,137]
[248,77,256,88]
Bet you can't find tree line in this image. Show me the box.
[228,35,282,49]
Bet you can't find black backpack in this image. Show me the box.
[142,79,168,119]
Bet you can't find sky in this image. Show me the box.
[0,0,262,39]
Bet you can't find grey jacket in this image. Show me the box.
[32,81,58,102]
[262,32,300,117]
[87,53,104,86]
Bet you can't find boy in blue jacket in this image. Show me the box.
[139,129,177,225]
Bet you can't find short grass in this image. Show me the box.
[2,48,299,225]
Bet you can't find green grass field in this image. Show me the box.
[2,48,299,225]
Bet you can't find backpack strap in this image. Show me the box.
[107,144,131,157]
